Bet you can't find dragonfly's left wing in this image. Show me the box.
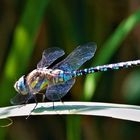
[45,79,75,101]
[37,47,65,68]
[52,42,96,71]
[10,94,33,105]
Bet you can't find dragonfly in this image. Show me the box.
[11,42,140,106]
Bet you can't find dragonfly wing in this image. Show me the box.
[45,79,75,101]
[37,47,65,68]
[10,94,33,105]
[52,42,96,71]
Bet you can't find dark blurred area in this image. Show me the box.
[0,0,140,140]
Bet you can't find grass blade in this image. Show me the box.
[0,102,140,122]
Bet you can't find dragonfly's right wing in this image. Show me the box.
[10,94,33,105]
[45,79,75,101]
[52,42,97,71]
[37,47,65,68]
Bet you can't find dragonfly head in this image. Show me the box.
[14,75,28,95]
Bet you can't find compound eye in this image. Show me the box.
[14,75,28,95]
[14,81,19,92]
[18,82,24,91]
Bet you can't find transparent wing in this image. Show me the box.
[52,42,97,71]
[45,79,75,101]
[37,47,65,68]
[10,94,33,105]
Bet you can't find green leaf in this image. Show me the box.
[83,9,140,100]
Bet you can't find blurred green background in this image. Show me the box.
[0,0,140,140]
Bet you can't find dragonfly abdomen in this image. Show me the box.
[72,60,140,77]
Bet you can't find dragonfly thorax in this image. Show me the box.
[25,68,67,94]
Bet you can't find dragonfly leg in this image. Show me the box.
[53,101,54,109]
[52,93,63,109]
[60,98,64,104]
[26,94,38,119]
[42,94,45,102]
